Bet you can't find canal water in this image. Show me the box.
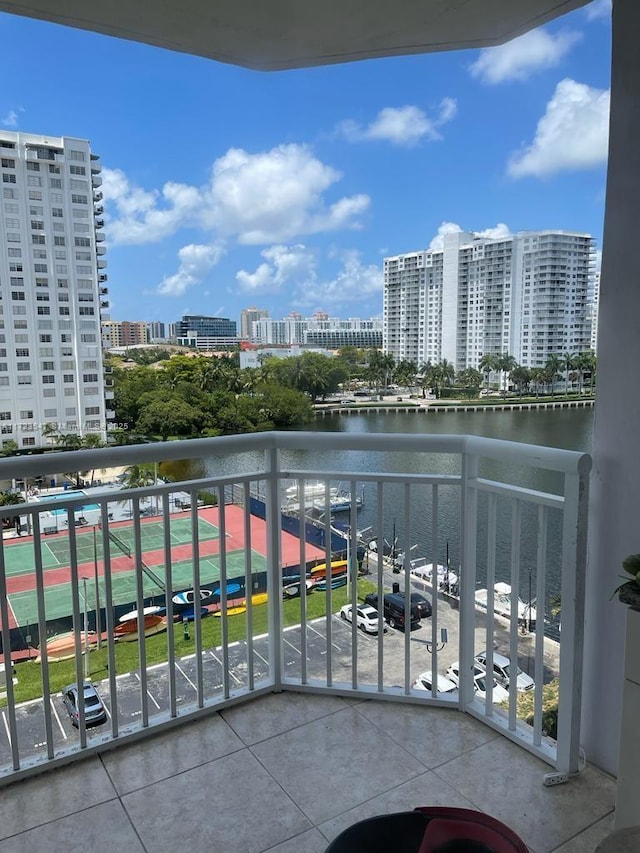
[167,406,593,610]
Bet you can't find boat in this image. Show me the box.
[309,559,349,580]
[211,582,242,597]
[250,592,268,606]
[410,559,459,590]
[282,482,363,516]
[213,605,247,617]
[35,631,97,663]
[474,582,537,628]
[119,605,164,623]
[283,579,315,598]
[171,589,212,606]
[178,605,210,622]
[114,614,167,642]
[315,574,347,591]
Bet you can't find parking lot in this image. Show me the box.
[0,578,560,771]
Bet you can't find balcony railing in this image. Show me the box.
[0,432,590,787]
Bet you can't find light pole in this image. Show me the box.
[93,526,101,649]
[81,576,90,680]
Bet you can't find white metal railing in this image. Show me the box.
[0,432,590,784]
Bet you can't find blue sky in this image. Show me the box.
[1,0,611,328]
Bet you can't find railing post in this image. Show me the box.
[556,464,590,775]
[459,448,479,707]
[266,446,283,691]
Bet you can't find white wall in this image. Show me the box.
[582,0,640,776]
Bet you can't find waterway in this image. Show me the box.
[166,407,593,609]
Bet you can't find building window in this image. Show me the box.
[31,235,45,245]
[71,194,88,204]
[34,264,48,273]
[49,178,62,189]
[27,176,42,187]
[69,165,86,175]
[63,374,74,383]
[16,363,30,371]
[42,375,55,384]
[22,438,36,447]
[3,188,18,198]
[83,373,98,382]
[2,174,16,184]
[59,307,70,316]
[11,292,25,301]
[79,307,95,316]
[75,237,90,247]
[69,150,86,161]
[36,307,50,315]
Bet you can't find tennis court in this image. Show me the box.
[1,515,219,577]
[7,548,266,626]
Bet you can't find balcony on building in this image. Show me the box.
[94,217,105,228]
[0,0,636,848]
[98,273,108,283]
[95,231,106,243]
[0,432,616,851]
[97,259,108,269]
[91,175,103,188]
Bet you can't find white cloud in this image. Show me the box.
[156,242,225,296]
[470,28,581,84]
[508,78,610,178]
[296,250,382,307]
[428,222,512,250]
[104,144,368,247]
[1,109,21,128]
[337,99,457,147]
[236,245,382,308]
[428,222,463,251]
[236,245,316,293]
[585,0,611,21]
[476,223,512,240]
[103,168,201,245]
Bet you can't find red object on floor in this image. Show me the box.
[415,807,528,852]
[324,807,528,852]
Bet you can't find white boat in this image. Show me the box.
[118,605,163,623]
[474,582,537,627]
[409,559,458,590]
[282,482,363,515]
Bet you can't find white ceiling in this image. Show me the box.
[0,0,591,70]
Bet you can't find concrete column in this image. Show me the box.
[582,0,640,775]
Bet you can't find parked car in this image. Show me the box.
[363,592,421,631]
[61,682,107,727]
[408,592,432,618]
[339,603,386,634]
[445,662,510,704]
[412,671,458,696]
[474,651,535,692]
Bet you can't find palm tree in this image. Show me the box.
[529,367,546,398]
[495,354,517,396]
[430,359,456,399]
[121,464,156,490]
[562,352,577,394]
[544,354,563,396]
[417,360,434,399]
[510,365,531,397]
[478,353,498,395]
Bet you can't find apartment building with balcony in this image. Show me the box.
[239,306,269,340]
[384,230,596,371]
[0,131,110,449]
[252,313,383,348]
[101,319,148,349]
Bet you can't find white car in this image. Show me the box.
[445,662,510,704]
[474,651,535,692]
[339,603,385,634]
[412,671,458,696]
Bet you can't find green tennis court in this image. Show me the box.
[2,515,220,577]
[8,548,266,626]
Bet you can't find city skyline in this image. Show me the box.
[1,1,611,323]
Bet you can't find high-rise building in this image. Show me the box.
[147,321,168,343]
[383,230,596,370]
[101,320,148,348]
[252,313,383,348]
[0,131,110,450]
[175,314,238,349]
[239,307,269,341]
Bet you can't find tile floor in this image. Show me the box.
[0,693,616,853]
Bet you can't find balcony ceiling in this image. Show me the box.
[0,0,591,71]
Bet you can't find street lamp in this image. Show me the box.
[93,525,101,649]
[81,576,90,680]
